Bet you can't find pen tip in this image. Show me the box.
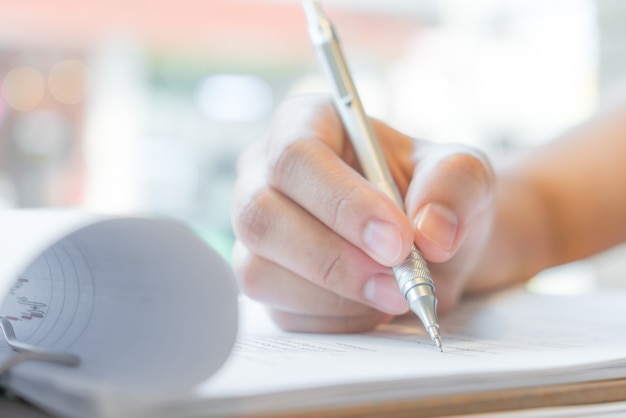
[434,336,443,352]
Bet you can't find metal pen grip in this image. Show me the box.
[393,245,435,296]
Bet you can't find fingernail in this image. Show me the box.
[364,275,408,314]
[414,203,458,251]
[363,220,403,264]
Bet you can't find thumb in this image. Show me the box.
[406,142,494,264]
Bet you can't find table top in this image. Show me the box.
[2,377,626,418]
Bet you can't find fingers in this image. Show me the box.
[232,95,414,319]
[232,93,496,330]
[231,95,416,329]
[231,163,408,315]
[232,241,393,332]
[233,241,373,316]
[264,96,414,267]
[403,141,494,264]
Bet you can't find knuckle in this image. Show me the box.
[326,189,352,232]
[316,251,346,291]
[232,189,275,250]
[443,149,494,195]
[267,138,307,189]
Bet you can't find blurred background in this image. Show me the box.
[1,0,625,290]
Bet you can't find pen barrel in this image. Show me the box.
[304,0,442,347]
[393,246,435,296]
[306,8,397,189]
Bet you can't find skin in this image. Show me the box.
[230,93,626,333]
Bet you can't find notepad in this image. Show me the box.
[0,209,238,417]
[1,209,626,418]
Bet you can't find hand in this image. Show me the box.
[231,94,495,333]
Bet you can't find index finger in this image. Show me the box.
[265,95,414,267]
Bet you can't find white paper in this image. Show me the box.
[0,209,96,301]
[154,288,626,417]
[0,210,240,417]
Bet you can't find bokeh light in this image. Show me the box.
[194,73,273,122]
[1,66,45,111]
[48,59,90,105]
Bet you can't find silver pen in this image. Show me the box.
[302,0,442,351]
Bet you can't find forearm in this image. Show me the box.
[465,165,556,292]
[468,97,626,292]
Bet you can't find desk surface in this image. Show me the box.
[2,378,626,418]
[253,378,626,418]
